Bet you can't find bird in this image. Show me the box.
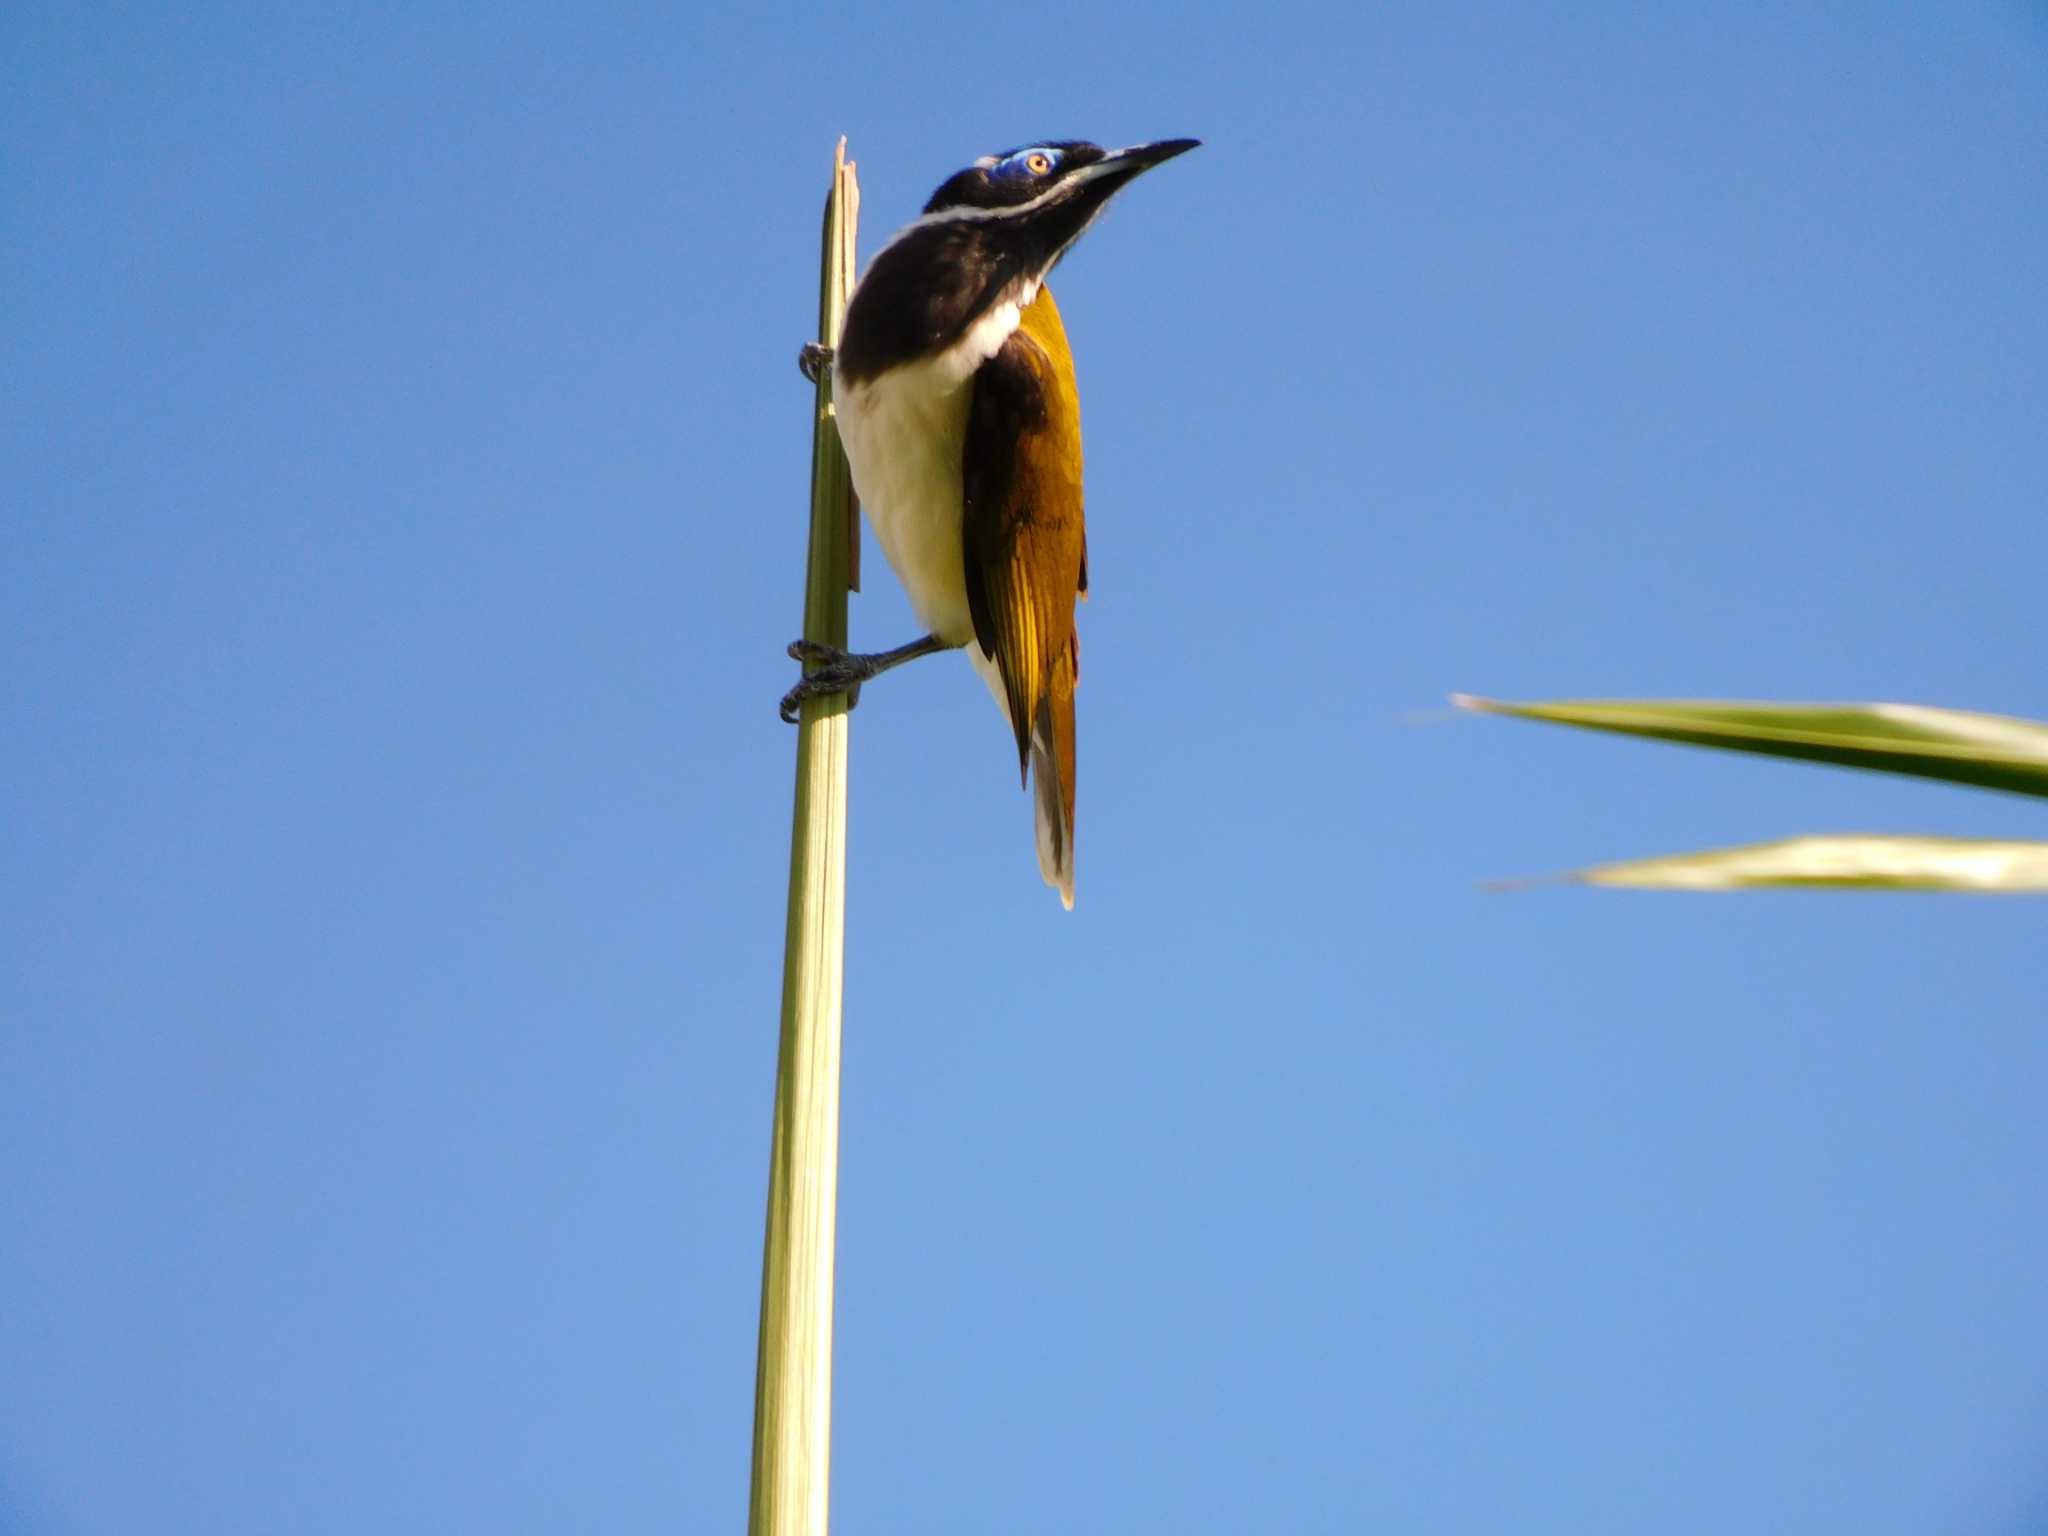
[780,137,1199,909]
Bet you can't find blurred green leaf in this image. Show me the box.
[1555,835,2048,892]
[1453,696,2048,800]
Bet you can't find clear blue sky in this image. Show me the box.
[6,3,2047,1531]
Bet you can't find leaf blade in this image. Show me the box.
[1453,696,2048,800]
[1558,835,2048,892]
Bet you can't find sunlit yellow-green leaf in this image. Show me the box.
[1560,835,2048,892]
[754,140,858,1536]
[1452,696,2048,800]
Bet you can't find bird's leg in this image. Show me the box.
[798,343,835,384]
[779,633,959,723]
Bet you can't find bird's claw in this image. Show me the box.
[779,640,865,723]
[798,343,835,385]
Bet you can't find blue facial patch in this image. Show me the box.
[991,146,1062,182]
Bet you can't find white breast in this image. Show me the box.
[831,290,1033,651]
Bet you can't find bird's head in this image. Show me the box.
[926,138,1198,213]
[837,137,1199,384]
[921,139,1200,273]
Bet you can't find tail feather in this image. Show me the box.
[1030,636,1078,909]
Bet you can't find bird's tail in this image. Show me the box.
[1030,634,1078,909]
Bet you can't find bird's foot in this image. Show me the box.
[779,632,953,722]
[779,640,867,723]
[798,343,835,384]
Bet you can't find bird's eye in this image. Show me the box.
[992,147,1060,183]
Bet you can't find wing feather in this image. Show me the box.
[962,287,1085,900]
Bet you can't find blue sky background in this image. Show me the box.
[7,3,2048,1531]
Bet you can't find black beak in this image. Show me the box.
[1103,138,1201,174]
